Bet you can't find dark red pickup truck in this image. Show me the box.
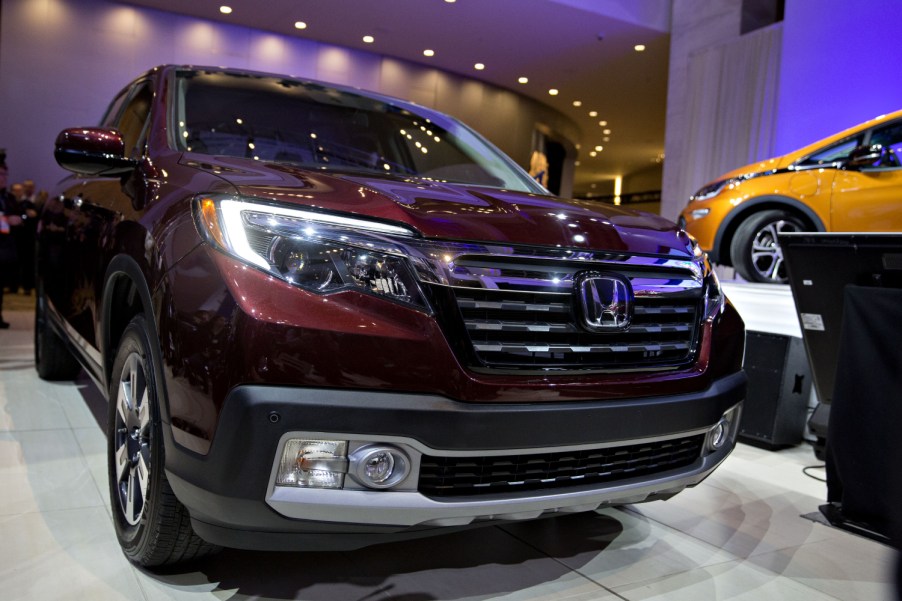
[36,65,745,566]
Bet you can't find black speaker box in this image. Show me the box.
[738,331,812,449]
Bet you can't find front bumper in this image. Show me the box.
[164,371,746,551]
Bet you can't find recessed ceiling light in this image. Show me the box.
[603,129,611,135]
[294,21,307,30]
[574,161,581,166]
[599,120,607,126]
[363,35,375,43]
[474,63,485,70]
[589,151,597,157]
[589,111,598,117]
[603,136,610,142]
[423,49,435,57]
[573,100,582,107]
[445,0,456,3]
[219,5,232,14]
[634,44,646,52]
[518,76,528,84]
[594,145,603,152]
[548,88,559,96]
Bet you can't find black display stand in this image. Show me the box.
[821,285,902,548]
[739,331,812,449]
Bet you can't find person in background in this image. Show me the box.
[11,180,38,294]
[4,182,24,293]
[0,155,20,328]
[22,179,47,214]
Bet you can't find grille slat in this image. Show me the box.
[464,320,692,335]
[455,298,570,313]
[447,259,704,371]
[418,435,706,497]
[471,341,691,354]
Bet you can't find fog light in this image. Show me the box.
[708,419,728,450]
[350,445,411,489]
[706,404,741,452]
[277,439,348,489]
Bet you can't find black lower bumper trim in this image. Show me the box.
[163,371,746,546]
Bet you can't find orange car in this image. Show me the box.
[678,109,902,283]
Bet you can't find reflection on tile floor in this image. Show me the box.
[1,306,898,600]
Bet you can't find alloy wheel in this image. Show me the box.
[749,219,801,282]
[113,353,151,526]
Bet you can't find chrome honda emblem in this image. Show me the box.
[576,273,633,331]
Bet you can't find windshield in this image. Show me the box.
[174,70,545,193]
[796,134,863,167]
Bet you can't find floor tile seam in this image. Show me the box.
[83,471,110,514]
[704,465,825,489]
[60,402,100,432]
[616,504,749,563]
[0,424,82,434]
[624,499,871,556]
[0,426,90,469]
[71,425,107,451]
[69,426,113,507]
[746,537,900,581]
[493,524,627,599]
[602,557,754,598]
[699,478,828,508]
[131,565,168,601]
[0,426,102,498]
[0,353,34,358]
[605,556,847,600]
[742,547,858,601]
[0,425,83,434]
[560,567,637,600]
[619,504,866,572]
[0,502,110,518]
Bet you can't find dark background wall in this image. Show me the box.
[0,0,579,196]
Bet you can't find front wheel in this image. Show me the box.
[730,210,805,284]
[108,315,218,567]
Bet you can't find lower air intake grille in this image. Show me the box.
[418,435,706,497]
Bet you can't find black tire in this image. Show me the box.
[34,283,81,380]
[730,210,805,284]
[108,315,218,567]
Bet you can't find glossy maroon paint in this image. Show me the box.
[180,154,691,256]
[153,239,744,453]
[40,65,745,457]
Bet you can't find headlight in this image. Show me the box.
[195,195,429,311]
[703,265,724,322]
[689,177,741,202]
[684,232,724,322]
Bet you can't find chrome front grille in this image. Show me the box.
[418,435,706,497]
[443,256,704,371]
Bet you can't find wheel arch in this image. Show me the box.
[100,255,171,423]
[711,196,826,266]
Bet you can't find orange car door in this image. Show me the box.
[831,120,902,232]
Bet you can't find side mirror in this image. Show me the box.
[54,127,137,176]
[846,144,887,169]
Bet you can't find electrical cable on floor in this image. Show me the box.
[803,464,827,482]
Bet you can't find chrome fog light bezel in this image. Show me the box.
[706,404,741,452]
[349,444,412,490]
[708,419,728,450]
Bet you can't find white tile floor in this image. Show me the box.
[1,295,899,601]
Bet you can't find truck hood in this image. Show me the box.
[182,156,695,258]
